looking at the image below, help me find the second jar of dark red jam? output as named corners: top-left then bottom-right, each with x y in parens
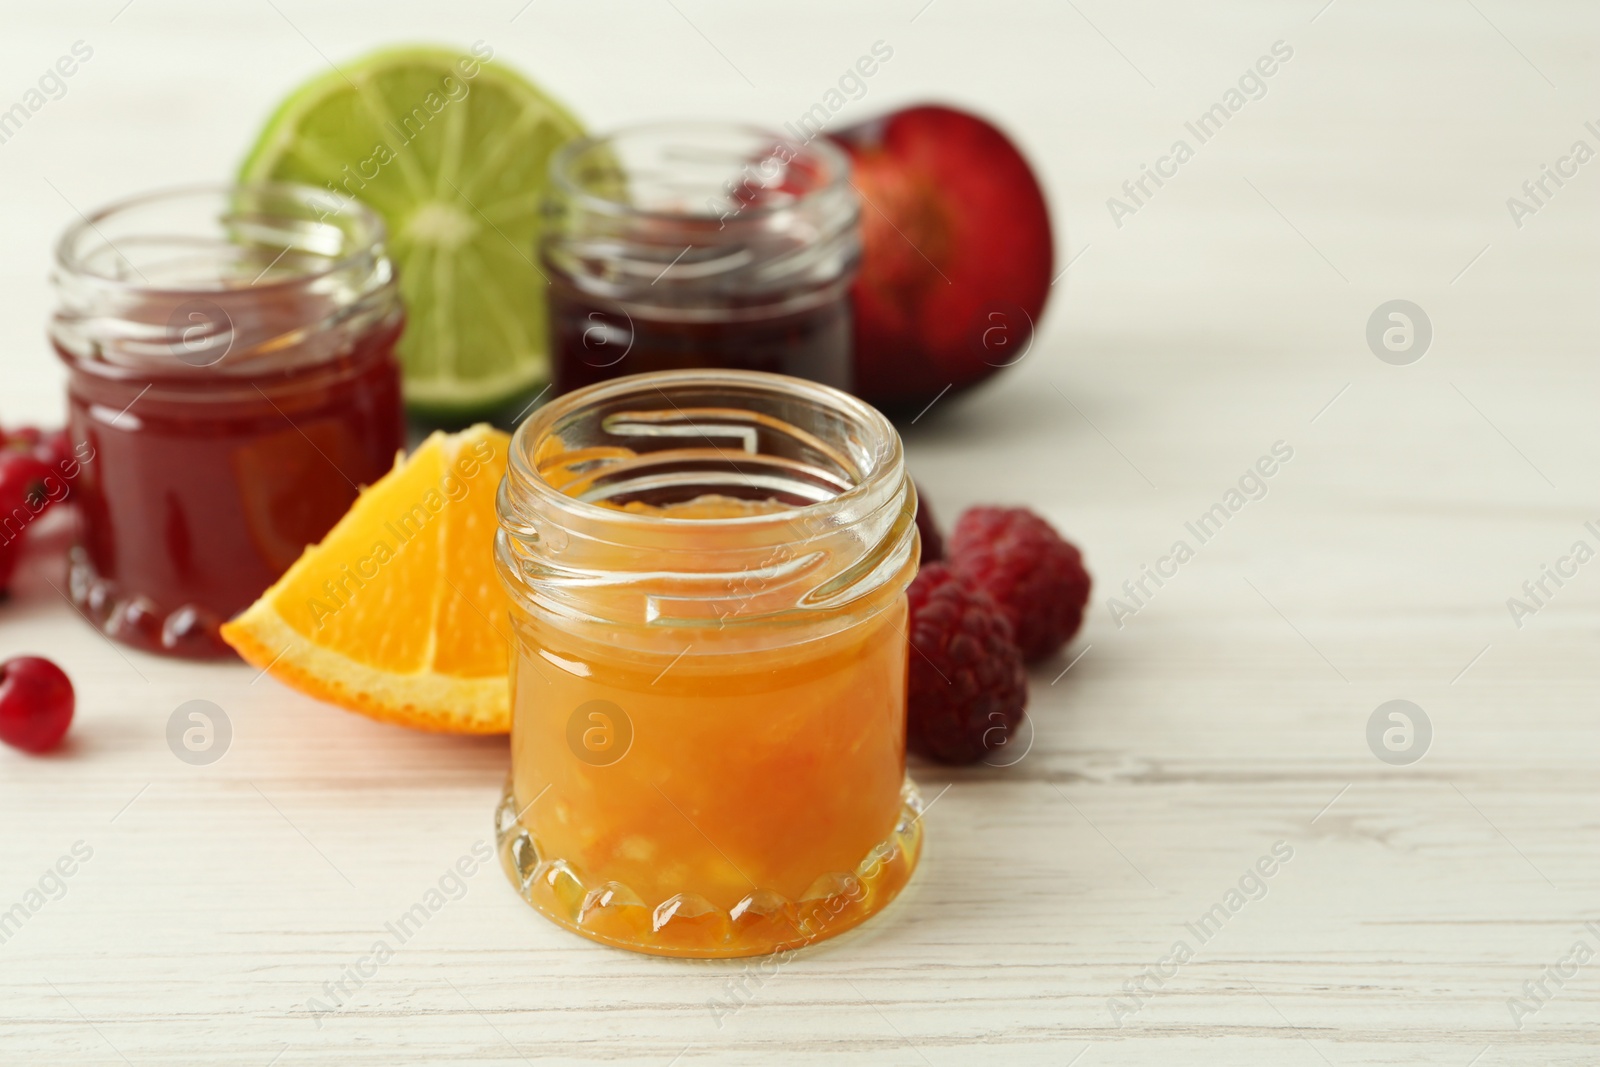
top-left (542, 123), bottom-right (860, 395)
top-left (50, 184), bottom-right (405, 658)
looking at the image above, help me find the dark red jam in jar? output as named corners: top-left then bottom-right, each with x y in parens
top-left (542, 123), bottom-right (860, 395)
top-left (50, 184), bottom-right (405, 657)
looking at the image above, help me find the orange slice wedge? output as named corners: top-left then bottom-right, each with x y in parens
top-left (221, 424), bottom-right (513, 733)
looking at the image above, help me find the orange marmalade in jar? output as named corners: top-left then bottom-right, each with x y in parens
top-left (494, 369), bottom-right (922, 957)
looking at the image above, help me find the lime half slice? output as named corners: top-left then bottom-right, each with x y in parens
top-left (240, 46), bottom-right (584, 416)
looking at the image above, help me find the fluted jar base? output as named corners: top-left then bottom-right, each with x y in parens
top-left (495, 774), bottom-right (924, 959)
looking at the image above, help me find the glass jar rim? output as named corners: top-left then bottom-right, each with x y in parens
top-left (506, 368), bottom-right (901, 530)
top-left (547, 121), bottom-right (853, 225)
top-left (498, 368), bottom-right (917, 635)
top-left (53, 181), bottom-right (389, 296)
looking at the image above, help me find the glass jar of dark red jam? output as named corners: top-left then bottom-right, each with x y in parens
top-left (542, 123), bottom-right (860, 395)
top-left (50, 184), bottom-right (405, 658)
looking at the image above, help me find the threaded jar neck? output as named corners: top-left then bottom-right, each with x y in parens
top-left (541, 123), bottom-right (859, 318)
top-left (496, 369), bottom-right (917, 645)
top-left (51, 182), bottom-right (398, 385)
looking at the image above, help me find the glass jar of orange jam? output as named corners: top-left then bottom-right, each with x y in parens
top-left (494, 369), bottom-right (922, 957)
top-left (50, 185), bottom-right (405, 657)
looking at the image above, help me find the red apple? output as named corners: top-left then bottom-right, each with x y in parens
top-left (830, 105), bottom-right (1055, 414)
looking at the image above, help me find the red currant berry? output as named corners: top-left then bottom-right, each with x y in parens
top-left (0, 656), bottom-right (74, 753)
top-left (0, 452), bottom-right (55, 516)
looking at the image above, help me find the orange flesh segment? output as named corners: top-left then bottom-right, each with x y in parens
top-left (220, 424), bottom-right (512, 733)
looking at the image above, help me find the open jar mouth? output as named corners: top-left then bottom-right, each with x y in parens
top-left (541, 123), bottom-right (860, 310)
top-left (496, 369), bottom-right (917, 633)
top-left (54, 181), bottom-right (387, 292)
top-left (549, 121), bottom-right (853, 223)
top-left (51, 182), bottom-right (397, 381)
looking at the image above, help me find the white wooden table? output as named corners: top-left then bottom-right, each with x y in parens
top-left (4, 1), bottom-right (1599, 1063)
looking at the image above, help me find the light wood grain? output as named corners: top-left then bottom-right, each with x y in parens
top-left (4, 1), bottom-right (1600, 1063)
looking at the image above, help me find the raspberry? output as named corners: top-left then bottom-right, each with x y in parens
top-left (949, 506), bottom-right (1090, 662)
top-left (904, 563), bottom-right (1027, 764)
top-left (912, 480), bottom-right (944, 563)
